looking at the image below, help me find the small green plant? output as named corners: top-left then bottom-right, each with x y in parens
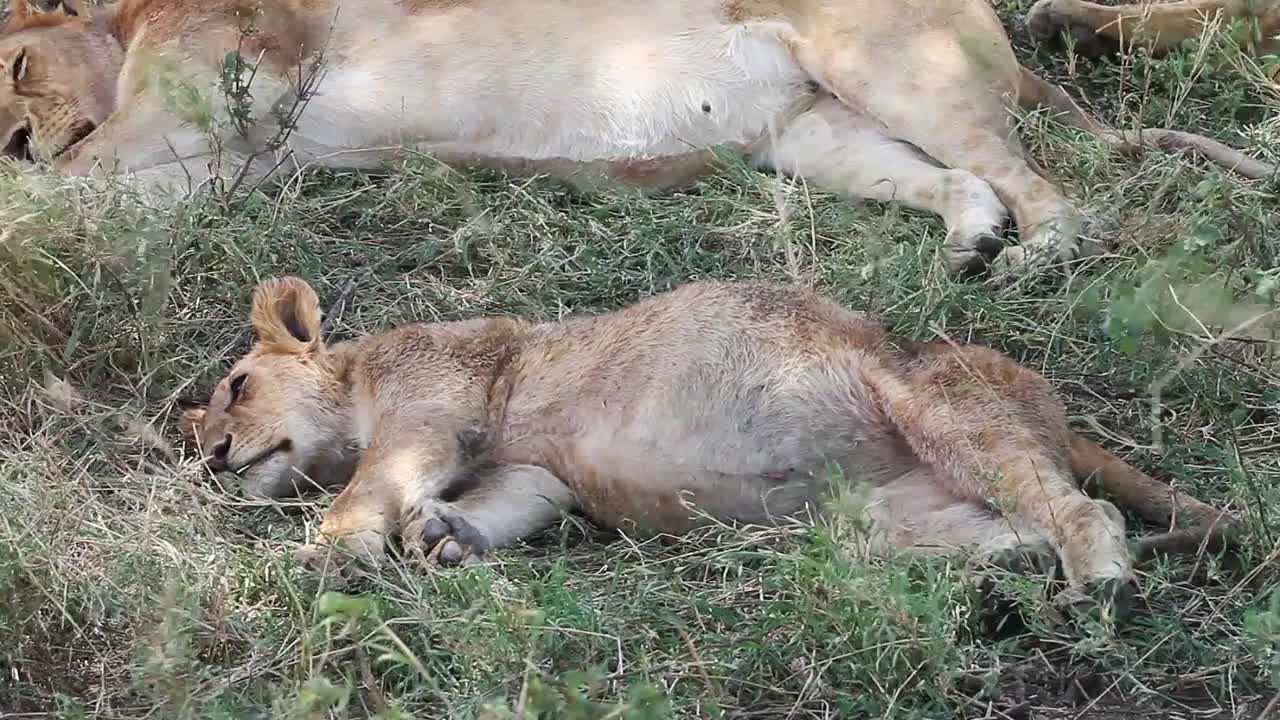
top-left (1246, 590), bottom-right (1280, 688)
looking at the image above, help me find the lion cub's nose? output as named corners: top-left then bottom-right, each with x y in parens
top-left (208, 435), bottom-right (232, 471)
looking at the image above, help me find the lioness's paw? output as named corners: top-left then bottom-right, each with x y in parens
top-left (945, 231), bottom-right (1005, 277)
top-left (991, 214), bottom-right (1095, 276)
top-left (992, 241), bottom-right (1069, 275)
top-left (968, 541), bottom-right (1058, 604)
top-left (1026, 0), bottom-right (1112, 58)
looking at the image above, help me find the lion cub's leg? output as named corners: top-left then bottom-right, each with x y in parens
top-left (404, 464), bottom-right (577, 566)
top-left (1027, 0), bottom-right (1280, 57)
top-left (794, 4), bottom-right (1091, 272)
top-left (295, 462), bottom-right (405, 574)
top-left (296, 440), bottom-right (467, 574)
top-left (757, 97), bottom-right (1010, 274)
top-left (870, 344), bottom-right (1136, 612)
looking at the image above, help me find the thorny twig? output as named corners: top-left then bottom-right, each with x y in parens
top-left (219, 7), bottom-right (339, 208)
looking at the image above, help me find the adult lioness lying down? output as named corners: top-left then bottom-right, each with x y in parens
top-left (0, 0), bottom-right (1276, 275)
top-left (180, 277), bottom-right (1238, 617)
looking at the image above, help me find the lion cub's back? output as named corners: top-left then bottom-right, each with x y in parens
top-left (501, 280), bottom-right (903, 532)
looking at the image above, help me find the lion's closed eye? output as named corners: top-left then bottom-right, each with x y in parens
top-left (228, 373), bottom-right (247, 406)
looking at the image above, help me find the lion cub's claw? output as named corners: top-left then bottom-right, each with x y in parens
top-left (295, 542), bottom-right (361, 582)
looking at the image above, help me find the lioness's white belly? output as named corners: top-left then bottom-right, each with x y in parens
top-left (291, 6), bottom-right (810, 165)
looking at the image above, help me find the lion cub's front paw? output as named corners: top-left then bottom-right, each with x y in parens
top-left (296, 542), bottom-right (352, 577)
top-left (295, 530), bottom-right (388, 577)
top-left (404, 502), bottom-right (489, 567)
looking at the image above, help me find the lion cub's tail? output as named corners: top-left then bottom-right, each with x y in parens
top-left (1068, 433), bottom-right (1243, 560)
top-left (1016, 66), bottom-right (1278, 180)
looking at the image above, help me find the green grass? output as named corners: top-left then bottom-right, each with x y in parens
top-left (2, 2), bottom-right (1280, 717)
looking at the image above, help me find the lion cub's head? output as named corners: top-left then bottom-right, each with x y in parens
top-left (180, 277), bottom-right (357, 499)
top-left (0, 0), bottom-right (124, 163)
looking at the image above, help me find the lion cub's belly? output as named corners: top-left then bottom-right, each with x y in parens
top-left (294, 16), bottom-right (813, 165)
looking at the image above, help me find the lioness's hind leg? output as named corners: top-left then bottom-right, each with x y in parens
top-left (795, 0), bottom-right (1090, 272)
top-left (1027, 0), bottom-right (1280, 57)
top-left (405, 464), bottom-right (577, 566)
top-left (757, 97), bottom-right (1009, 274)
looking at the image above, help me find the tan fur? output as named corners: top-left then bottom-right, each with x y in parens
top-left (180, 277), bottom-right (1240, 616)
top-left (0, 0), bottom-right (1276, 276)
top-left (1028, 0), bottom-right (1280, 63)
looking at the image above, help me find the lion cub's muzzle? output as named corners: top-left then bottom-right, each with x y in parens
top-left (203, 435), bottom-right (230, 471)
top-left (3, 124), bottom-right (33, 162)
top-left (53, 118), bottom-right (96, 159)
top-left (1, 119), bottom-right (97, 163)
top-left (201, 431), bottom-right (290, 473)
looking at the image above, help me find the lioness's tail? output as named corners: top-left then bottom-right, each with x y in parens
top-left (1017, 67), bottom-right (1278, 180)
top-left (1068, 433), bottom-right (1243, 560)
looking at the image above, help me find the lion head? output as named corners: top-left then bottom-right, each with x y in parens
top-left (179, 278), bottom-right (358, 499)
top-left (0, 0), bottom-right (124, 163)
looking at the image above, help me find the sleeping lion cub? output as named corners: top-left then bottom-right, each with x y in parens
top-left (180, 277), bottom-right (1237, 618)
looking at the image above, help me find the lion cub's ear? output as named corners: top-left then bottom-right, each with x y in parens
top-left (249, 277), bottom-right (325, 354)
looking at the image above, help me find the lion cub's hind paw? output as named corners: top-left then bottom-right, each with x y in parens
top-left (1054, 576), bottom-right (1140, 624)
top-left (424, 511), bottom-right (489, 566)
top-left (979, 542), bottom-right (1059, 578)
top-left (968, 541), bottom-right (1060, 633)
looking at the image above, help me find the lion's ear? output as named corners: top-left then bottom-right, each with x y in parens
top-left (176, 401), bottom-right (207, 441)
top-left (249, 277), bottom-right (325, 354)
top-left (5, 0), bottom-right (82, 29)
top-left (45, 0), bottom-right (83, 17)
